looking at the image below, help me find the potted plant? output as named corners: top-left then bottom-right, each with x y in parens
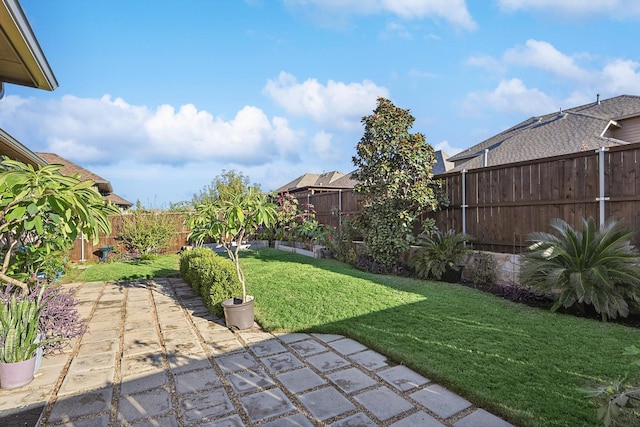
top-left (188, 185), bottom-right (277, 330)
top-left (0, 158), bottom-right (118, 386)
top-left (0, 286), bottom-right (60, 389)
top-left (409, 229), bottom-right (473, 283)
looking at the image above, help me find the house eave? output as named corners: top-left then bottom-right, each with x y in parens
top-left (0, 0), bottom-right (58, 92)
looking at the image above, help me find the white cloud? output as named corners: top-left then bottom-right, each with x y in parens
top-left (466, 54), bottom-right (505, 74)
top-left (312, 131), bottom-right (335, 160)
top-left (462, 78), bottom-right (557, 116)
top-left (600, 59), bottom-right (640, 94)
top-left (284, 0), bottom-right (477, 30)
top-left (464, 40), bottom-right (640, 114)
top-left (382, 22), bottom-right (413, 39)
top-left (263, 71), bottom-right (389, 131)
top-left (433, 140), bottom-right (463, 156)
top-left (497, 0), bottom-right (640, 18)
top-left (0, 94), bottom-right (308, 167)
top-left (503, 40), bottom-right (589, 80)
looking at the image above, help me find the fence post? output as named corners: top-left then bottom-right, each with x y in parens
top-left (461, 169), bottom-right (467, 235)
top-left (339, 190), bottom-right (342, 226)
top-left (80, 231), bottom-right (85, 262)
top-left (596, 147), bottom-right (609, 226)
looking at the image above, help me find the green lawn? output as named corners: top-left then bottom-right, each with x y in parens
top-left (67, 249), bottom-right (640, 426)
top-left (69, 254), bottom-right (180, 282)
top-left (242, 249), bottom-right (640, 427)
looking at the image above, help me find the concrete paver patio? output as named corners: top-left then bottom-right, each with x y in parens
top-left (0, 278), bottom-right (515, 426)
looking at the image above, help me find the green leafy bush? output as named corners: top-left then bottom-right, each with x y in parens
top-left (328, 218), bottom-right (359, 266)
top-left (179, 248), bottom-right (241, 316)
top-left (520, 217), bottom-right (640, 321)
top-left (409, 229), bottom-right (473, 281)
top-left (116, 207), bottom-right (180, 255)
top-left (179, 248), bottom-right (208, 290)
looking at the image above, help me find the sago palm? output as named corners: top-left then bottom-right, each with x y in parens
top-left (520, 217), bottom-right (640, 320)
top-left (410, 229), bottom-right (473, 280)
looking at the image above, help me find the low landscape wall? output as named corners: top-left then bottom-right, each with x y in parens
top-left (461, 251), bottom-right (522, 286)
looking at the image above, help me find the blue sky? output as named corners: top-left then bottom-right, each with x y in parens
top-left (2, 0), bottom-right (640, 207)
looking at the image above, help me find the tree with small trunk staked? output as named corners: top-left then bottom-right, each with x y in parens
top-left (351, 97), bottom-right (445, 267)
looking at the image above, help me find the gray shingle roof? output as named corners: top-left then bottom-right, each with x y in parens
top-left (275, 171), bottom-right (355, 193)
top-left (446, 94), bottom-right (640, 173)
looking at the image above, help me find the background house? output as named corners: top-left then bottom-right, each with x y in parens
top-left (446, 94), bottom-right (640, 172)
top-left (275, 171), bottom-right (357, 196)
top-left (36, 152), bottom-right (132, 210)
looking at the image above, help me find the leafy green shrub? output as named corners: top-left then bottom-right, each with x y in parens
top-left (179, 248), bottom-right (241, 316)
top-left (198, 256), bottom-right (241, 316)
top-left (471, 251), bottom-right (497, 286)
top-left (179, 247), bottom-right (211, 292)
top-left (117, 207), bottom-right (180, 255)
top-left (520, 218), bottom-right (640, 321)
top-left (328, 217), bottom-right (359, 266)
top-left (409, 229), bottom-right (473, 281)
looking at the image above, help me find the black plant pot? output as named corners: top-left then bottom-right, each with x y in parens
top-left (222, 297), bottom-right (255, 330)
top-left (442, 266), bottom-right (464, 283)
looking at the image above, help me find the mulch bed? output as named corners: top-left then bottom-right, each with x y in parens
top-left (464, 281), bottom-right (640, 328)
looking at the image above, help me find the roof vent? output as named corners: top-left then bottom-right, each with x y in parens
top-left (597, 93), bottom-right (601, 105)
top-left (557, 108), bottom-right (567, 119)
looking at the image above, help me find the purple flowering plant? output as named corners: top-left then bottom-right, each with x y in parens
top-left (0, 284), bottom-right (87, 355)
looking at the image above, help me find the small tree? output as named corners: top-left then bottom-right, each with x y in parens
top-left (191, 170), bottom-right (251, 206)
top-left (116, 201), bottom-right (180, 256)
top-left (0, 158), bottom-right (119, 293)
top-left (352, 97), bottom-right (446, 266)
top-left (187, 174), bottom-right (276, 302)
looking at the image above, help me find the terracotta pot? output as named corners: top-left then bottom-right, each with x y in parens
top-left (0, 356), bottom-right (36, 390)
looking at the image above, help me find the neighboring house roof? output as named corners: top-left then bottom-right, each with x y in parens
top-left (275, 170), bottom-right (355, 194)
top-left (0, 0), bottom-right (58, 95)
top-left (106, 192), bottom-right (133, 208)
top-left (277, 149), bottom-right (452, 193)
top-left (433, 150), bottom-right (453, 175)
top-left (36, 152), bottom-right (133, 208)
top-left (446, 94), bottom-right (640, 173)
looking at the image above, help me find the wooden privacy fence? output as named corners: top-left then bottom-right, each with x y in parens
top-left (434, 143), bottom-right (640, 253)
top-left (291, 141), bottom-right (640, 254)
top-left (292, 190), bottom-right (365, 228)
top-left (70, 212), bottom-right (190, 262)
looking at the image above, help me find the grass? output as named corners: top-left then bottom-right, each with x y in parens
top-left (240, 249), bottom-right (640, 427)
top-left (65, 254), bottom-right (180, 282)
top-left (62, 249), bottom-right (640, 426)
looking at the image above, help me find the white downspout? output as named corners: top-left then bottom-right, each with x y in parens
top-left (461, 170), bottom-right (467, 236)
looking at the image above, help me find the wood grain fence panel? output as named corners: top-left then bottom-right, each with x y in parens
top-left (70, 212), bottom-right (190, 262)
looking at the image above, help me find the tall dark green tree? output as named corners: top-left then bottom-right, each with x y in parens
top-left (352, 97), bottom-right (444, 266)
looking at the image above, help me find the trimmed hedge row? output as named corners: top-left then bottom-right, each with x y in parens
top-left (179, 247), bottom-right (241, 316)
